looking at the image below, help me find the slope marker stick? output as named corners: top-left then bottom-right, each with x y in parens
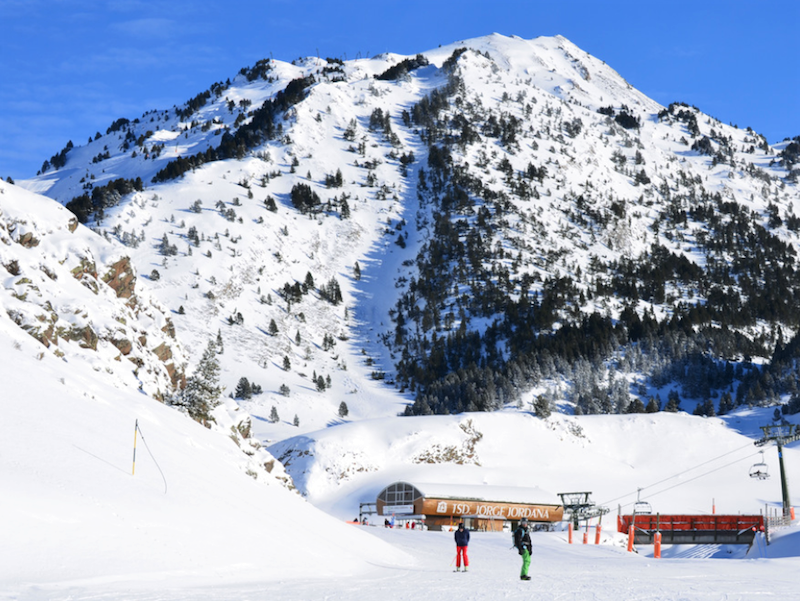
top-left (132, 418), bottom-right (138, 475)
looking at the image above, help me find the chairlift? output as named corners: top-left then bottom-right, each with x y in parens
top-left (749, 451), bottom-right (770, 480)
top-left (633, 488), bottom-right (652, 514)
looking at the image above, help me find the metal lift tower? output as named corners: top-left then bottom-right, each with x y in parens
top-left (754, 424), bottom-right (800, 517)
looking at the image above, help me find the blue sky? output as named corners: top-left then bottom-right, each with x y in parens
top-left (1, 0), bottom-right (798, 180)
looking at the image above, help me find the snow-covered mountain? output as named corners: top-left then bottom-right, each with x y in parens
top-left (17, 33), bottom-right (800, 438)
top-left (5, 33), bottom-right (800, 598)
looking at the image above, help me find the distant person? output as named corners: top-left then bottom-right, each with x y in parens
top-left (454, 522), bottom-right (470, 571)
top-left (513, 518), bottom-right (533, 580)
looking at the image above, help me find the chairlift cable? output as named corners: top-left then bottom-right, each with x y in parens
top-left (598, 441), bottom-right (756, 507)
top-left (633, 452), bottom-right (763, 505)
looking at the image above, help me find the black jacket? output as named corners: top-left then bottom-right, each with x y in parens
top-left (514, 525), bottom-right (532, 554)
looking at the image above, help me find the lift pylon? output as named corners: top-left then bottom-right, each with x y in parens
top-left (558, 491), bottom-right (609, 529)
top-left (754, 424), bottom-right (800, 517)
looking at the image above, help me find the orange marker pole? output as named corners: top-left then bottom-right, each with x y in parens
top-left (627, 524), bottom-right (635, 552)
top-left (568, 522), bottom-right (573, 544)
top-left (595, 522), bottom-right (602, 545)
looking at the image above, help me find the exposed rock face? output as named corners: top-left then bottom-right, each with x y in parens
top-left (111, 338), bottom-right (133, 355)
top-left (103, 257), bottom-right (136, 300)
top-left (68, 325), bottom-right (99, 350)
top-left (152, 342), bottom-right (172, 362)
top-left (1, 180), bottom-right (186, 401)
top-left (161, 317), bottom-right (176, 339)
top-left (18, 232), bottom-right (39, 248)
top-left (23, 321), bottom-right (55, 348)
top-left (71, 257), bottom-right (97, 281)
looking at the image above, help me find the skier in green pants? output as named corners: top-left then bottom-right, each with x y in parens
top-left (513, 517), bottom-right (533, 580)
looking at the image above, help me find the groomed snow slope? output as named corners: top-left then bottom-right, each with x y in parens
top-left (0, 317), bottom-right (410, 599)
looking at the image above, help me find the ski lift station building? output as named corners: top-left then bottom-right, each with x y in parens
top-left (376, 481), bottom-right (564, 531)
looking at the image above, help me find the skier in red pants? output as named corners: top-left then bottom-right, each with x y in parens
top-left (454, 523), bottom-right (470, 571)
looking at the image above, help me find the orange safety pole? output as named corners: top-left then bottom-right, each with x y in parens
top-left (627, 524), bottom-right (635, 552)
top-left (568, 522), bottom-right (573, 544)
top-left (595, 521), bottom-right (602, 545)
top-left (654, 531), bottom-right (662, 558)
top-left (791, 507), bottom-right (796, 521)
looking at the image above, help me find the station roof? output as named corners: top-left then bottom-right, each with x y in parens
top-left (379, 481), bottom-right (560, 505)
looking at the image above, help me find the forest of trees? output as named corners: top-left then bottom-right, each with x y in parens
top-left (46, 45), bottom-right (800, 420)
top-left (66, 177), bottom-right (144, 223)
top-left (389, 48), bottom-right (800, 416)
top-left (152, 75), bottom-right (315, 183)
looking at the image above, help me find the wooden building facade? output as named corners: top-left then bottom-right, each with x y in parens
top-left (376, 481), bottom-right (564, 531)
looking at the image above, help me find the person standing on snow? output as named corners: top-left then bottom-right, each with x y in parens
top-left (454, 522), bottom-right (470, 572)
top-left (513, 517), bottom-right (533, 580)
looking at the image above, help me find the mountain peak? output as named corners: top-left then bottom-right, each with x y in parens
top-left (11, 33), bottom-right (800, 433)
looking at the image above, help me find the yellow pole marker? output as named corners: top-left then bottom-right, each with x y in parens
top-left (132, 419), bottom-right (138, 475)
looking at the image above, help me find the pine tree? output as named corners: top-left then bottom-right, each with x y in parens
top-left (293, 414), bottom-right (300, 427)
top-left (235, 377), bottom-right (252, 399)
top-left (664, 391), bottom-right (682, 413)
top-left (627, 398), bottom-right (646, 413)
top-left (320, 277), bottom-right (343, 305)
top-left (269, 406), bottom-right (280, 423)
top-left (338, 401), bottom-right (349, 418)
top-left (718, 392), bottom-right (734, 415)
top-left (304, 271), bottom-right (315, 292)
top-left (174, 340), bottom-right (222, 424)
top-left (269, 319), bottom-right (279, 336)
top-left (533, 395), bottom-right (551, 418)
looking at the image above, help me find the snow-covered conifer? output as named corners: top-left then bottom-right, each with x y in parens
top-left (171, 340), bottom-right (222, 424)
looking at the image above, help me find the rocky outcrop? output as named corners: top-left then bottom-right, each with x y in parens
top-left (67, 325), bottom-right (99, 350)
top-left (102, 257), bottom-right (136, 299)
top-left (1, 182), bottom-right (187, 404)
top-left (111, 338), bottom-right (133, 355)
top-left (17, 232), bottom-right (39, 248)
